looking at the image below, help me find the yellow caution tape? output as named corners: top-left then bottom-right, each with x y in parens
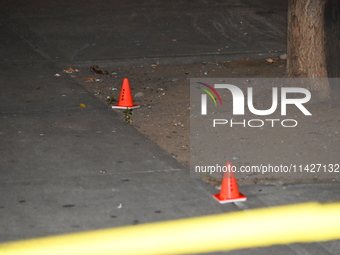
top-left (1, 202), bottom-right (340, 255)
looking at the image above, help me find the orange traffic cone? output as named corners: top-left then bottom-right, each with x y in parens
top-left (111, 78), bottom-right (140, 109)
top-left (213, 161), bottom-right (247, 204)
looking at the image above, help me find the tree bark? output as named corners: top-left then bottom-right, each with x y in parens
top-left (287, 0), bottom-right (331, 101)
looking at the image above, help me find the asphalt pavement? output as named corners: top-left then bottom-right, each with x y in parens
top-left (0, 1), bottom-right (339, 254)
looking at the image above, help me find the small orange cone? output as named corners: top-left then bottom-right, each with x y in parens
top-left (213, 161), bottom-right (247, 204)
top-left (111, 78), bottom-right (140, 109)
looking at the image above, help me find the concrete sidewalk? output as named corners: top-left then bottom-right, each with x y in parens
top-left (1, 0), bottom-right (287, 67)
top-left (1, 1), bottom-right (339, 254)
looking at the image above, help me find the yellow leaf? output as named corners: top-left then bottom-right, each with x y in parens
top-left (266, 58), bottom-right (275, 63)
top-left (63, 67), bottom-right (75, 73)
top-left (84, 77), bottom-right (95, 82)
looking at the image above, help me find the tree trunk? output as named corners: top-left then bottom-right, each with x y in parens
top-left (287, 0), bottom-right (331, 101)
